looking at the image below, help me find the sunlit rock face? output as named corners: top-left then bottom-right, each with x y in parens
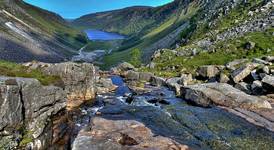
top-left (0, 77), bottom-right (66, 149)
top-left (24, 62), bottom-right (98, 109)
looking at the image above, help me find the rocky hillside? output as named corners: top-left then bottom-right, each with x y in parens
top-left (0, 0), bottom-right (87, 62)
top-left (73, 0), bottom-right (273, 68)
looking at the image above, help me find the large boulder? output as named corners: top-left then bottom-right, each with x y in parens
top-left (262, 75), bottom-right (274, 93)
top-left (264, 56), bottom-right (274, 62)
top-left (181, 83), bottom-right (272, 110)
top-left (179, 74), bottom-right (193, 86)
top-left (235, 82), bottom-right (252, 94)
top-left (139, 72), bottom-right (154, 82)
top-left (72, 117), bottom-right (189, 150)
top-left (231, 63), bottom-right (259, 83)
top-left (96, 77), bottom-right (117, 94)
top-left (0, 77), bottom-right (66, 149)
top-left (150, 76), bottom-right (166, 87)
top-left (112, 62), bottom-right (135, 75)
top-left (40, 62), bottom-right (97, 108)
top-left (197, 65), bottom-right (221, 78)
top-left (166, 77), bottom-right (182, 95)
top-left (124, 70), bottom-right (140, 80)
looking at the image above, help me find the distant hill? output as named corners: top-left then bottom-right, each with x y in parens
top-left (0, 0), bottom-right (87, 62)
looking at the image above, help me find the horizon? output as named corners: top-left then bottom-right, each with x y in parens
top-left (23, 0), bottom-right (173, 19)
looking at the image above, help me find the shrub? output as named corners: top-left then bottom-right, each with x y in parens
top-left (129, 48), bottom-right (142, 67)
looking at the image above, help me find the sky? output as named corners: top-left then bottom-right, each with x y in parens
top-left (23, 0), bottom-right (173, 19)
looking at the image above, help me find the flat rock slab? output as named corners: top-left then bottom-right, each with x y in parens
top-left (72, 117), bottom-right (189, 150)
top-left (181, 83), bottom-right (272, 110)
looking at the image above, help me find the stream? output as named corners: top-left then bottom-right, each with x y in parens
top-left (67, 76), bottom-right (274, 149)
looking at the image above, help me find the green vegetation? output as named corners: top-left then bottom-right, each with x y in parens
top-left (84, 40), bottom-right (122, 52)
top-left (143, 30), bottom-right (274, 77)
top-left (19, 130), bottom-right (34, 147)
top-left (0, 61), bottom-right (63, 86)
top-left (129, 48), bottom-right (142, 67)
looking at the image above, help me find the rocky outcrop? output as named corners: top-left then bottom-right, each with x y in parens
top-left (111, 62), bottom-right (136, 75)
top-left (24, 62), bottom-right (97, 108)
top-left (231, 63), bottom-right (259, 83)
top-left (72, 117), bottom-right (189, 150)
top-left (0, 77), bottom-right (66, 149)
top-left (181, 83), bottom-right (272, 110)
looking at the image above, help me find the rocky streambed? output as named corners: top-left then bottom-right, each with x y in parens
top-left (1, 61), bottom-right (274, 150)
top-left (70, 75), bottom-right (274, 150)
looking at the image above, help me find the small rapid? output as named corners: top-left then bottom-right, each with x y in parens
top-left (65, 75), bottom-right (274, 150)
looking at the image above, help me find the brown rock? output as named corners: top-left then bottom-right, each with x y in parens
top-left (72, 117), bottom-right (189, 150)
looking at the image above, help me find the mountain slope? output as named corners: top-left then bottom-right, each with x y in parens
top-left (73, 0), bottom-right (273, 69)
top-left (0, 0), bottom-right (87, 63)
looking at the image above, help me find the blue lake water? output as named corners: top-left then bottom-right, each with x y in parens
top-left (85, 29), bottom-right (125, 41)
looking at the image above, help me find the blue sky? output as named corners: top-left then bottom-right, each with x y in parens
top-left (23, 0), bottom-right (173, 19)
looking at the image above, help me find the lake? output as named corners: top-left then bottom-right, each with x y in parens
top-left (85, 29), bottom-right (125, 41)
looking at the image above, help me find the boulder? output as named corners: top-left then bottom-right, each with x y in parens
top-left (139, 72), bottom-right (153, 81)
top-left (150, 76), bottom-right (166, 87)
top-left (226, 59), bottom-right (248, 70)
top-left (179, 74), bottom-right (193, 86)
top-left (235, 82), bottom-right (252, 94)
top-left (253, 58), bottom-right (272, 65)
top-left (125, 70), bottom-right (140, 80)
top-left (96, 77), bottom-right (117, 94)
top-left (262, 75), bottom-right (274, 93)
top-left (166, 78), bottom-right (182, 95)
top-left (231, 63), bottom-right (259, 83)
top-left (264, 56), bottom-right (274, 62)
top-left (197, 65), bottom-right (221, 78)
top-left (181, 83), bottom-right (272, 110)
top-left (0, 77), bottom-right (66, 149)
top-left (262, 66), bottom-right (270, 74)
top-left (251, 80), bottom-right (264, 95)
top-left (117, 62), bottom-right (135, 72)
top-left (244, 41), bottom-right (256, 50)
top-left (219, 73), bottom-right (230, 83)
top-left (41, 62), bottom-right (97, 108)
top-left (148, 62), bottom-right (156, 69)
top-left (72, 117), bottom-right (189, 150)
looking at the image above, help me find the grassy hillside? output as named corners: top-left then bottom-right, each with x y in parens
top-left (141, 0), bottom-right (274, 77)
top-left (90, 0), bottom-right (272, 70)
top-left (0, 0), bottom-right (87, 62)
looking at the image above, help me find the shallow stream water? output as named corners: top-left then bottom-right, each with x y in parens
top-left (68, 76), bottom-right (274, 149)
